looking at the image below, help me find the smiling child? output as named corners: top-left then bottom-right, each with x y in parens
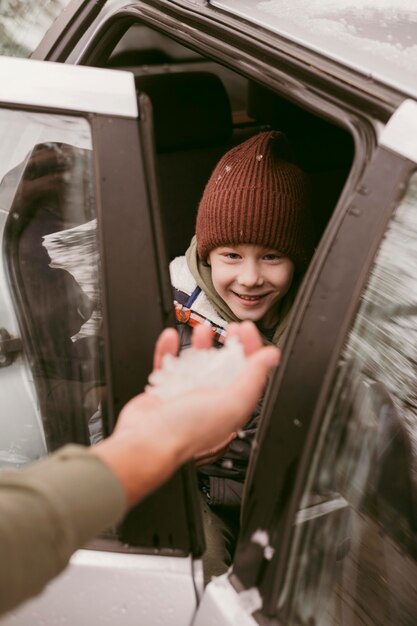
top-left (169, 130), bottom-right (313, 580)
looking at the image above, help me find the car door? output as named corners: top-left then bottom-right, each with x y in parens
top-left (0, 55), bottom-right (204, 625)
top-left (193, 100), bottom-right (417, 624)
top-left (5, 3), bottom-right (417, 625)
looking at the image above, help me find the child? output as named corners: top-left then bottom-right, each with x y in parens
top-left (169, 130), bottom-right (313, 580)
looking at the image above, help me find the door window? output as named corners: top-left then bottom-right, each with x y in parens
top-left (0, 108), bottom-right (103, 463)
top-left (284, 171), bottom-right (417, 624)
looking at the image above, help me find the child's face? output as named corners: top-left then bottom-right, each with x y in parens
top-left (208, 244), bottom-right (294, 328)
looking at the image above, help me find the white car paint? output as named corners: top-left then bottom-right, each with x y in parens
top-left (192, 574), bottom-right (259, 626)
top-left (379, 99), bottom-right (417, 163)
top-left (0, 56), bottom-right (138, 118)
top-left (0, 550), bottom-right (198, 626)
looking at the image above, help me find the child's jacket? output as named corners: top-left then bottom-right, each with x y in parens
top-left (170, 237), bottom-right (299, 510)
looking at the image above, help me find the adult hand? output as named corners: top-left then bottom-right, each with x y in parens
top-left (92, 321), bottom-right (279, 506)
top-left (190, 321), bottom-right (270, 465)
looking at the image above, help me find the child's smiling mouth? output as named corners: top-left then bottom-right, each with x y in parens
top-left (232, 291), bottom-right (270, 304)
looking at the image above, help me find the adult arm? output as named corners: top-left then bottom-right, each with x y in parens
top-left (0, 445), bottom-right (126, 615)
top-left (0, 322), bottom-right (279, 615)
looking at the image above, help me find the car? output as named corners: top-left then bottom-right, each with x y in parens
top-left (0, 1), bottom-right (416, 624)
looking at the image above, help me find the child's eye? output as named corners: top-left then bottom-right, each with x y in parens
top-left (224, 252), bottom-right (241, 260)
top-left (263, 253), bottom-right (281, 261)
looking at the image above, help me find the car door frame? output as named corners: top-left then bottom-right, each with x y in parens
top-left (229, 100), bottom-right (417, 622)
top-left (31, 0), bottom-right (108, 62)
top-left (0, 55), bottom-right (204, 565)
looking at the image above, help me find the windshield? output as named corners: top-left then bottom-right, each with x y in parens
top-left (0, 0), bottom-right (69, 58)
top-left (212, 0), bottom-right (417, 98)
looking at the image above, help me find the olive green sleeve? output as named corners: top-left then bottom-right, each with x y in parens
top-left (0, 444), bottom-right (127, 616)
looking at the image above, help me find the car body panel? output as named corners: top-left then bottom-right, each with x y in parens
top-left (192, 574), bottom-right (259, 626)
top-left (0, 551), bottom-right (197, 626)
top-left (0, 55), bottom-right (138, 117)
top-left (0, 55), bottom-right (200, 624)
top-left (379, 98), bottom-right (417, 162)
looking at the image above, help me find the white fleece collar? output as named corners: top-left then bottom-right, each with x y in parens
top-left (170, 256), bottom-right (228, 329)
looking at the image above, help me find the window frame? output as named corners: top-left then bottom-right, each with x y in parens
top-left (231, 144), bottom-right (417, 620)
top-left (31, 0), bottom-right (107, 62)
top-left (279, 200), bottom-right (417, 623)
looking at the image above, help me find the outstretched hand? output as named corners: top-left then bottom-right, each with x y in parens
top-left (93, 322), bottom-right (279, 506)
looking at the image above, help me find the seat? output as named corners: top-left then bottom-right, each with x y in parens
top-left (135, 71), bottom-right (234, 259)
top-left (246, 82), bottom-right (354, 244)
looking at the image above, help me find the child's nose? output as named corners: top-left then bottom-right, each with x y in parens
top-left (237, 261), bottom-right (263, 287)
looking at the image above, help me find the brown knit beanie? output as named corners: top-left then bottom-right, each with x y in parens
top-left (196, 131), bottom-right (312, 270)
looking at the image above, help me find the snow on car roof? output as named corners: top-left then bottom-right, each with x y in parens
top-left (212, 0), bottom-right (417, 98)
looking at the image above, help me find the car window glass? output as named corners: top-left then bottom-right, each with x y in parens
top-left (283, 171), bottom-right (417, 625)
top-left (0, 0), bottom-right (69, 58)
top-left (0, 108), bottom-right (104, 466)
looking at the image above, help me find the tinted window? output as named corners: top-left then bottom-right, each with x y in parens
top-left (0, 109), bottom-right (104, 465)
top-left (284, 172), bottom-right (417, 625)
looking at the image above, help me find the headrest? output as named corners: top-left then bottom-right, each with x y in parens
top-left (247, 82), bottom-right (353, 171)
top-left (135, 72), bottom-right (233, 152)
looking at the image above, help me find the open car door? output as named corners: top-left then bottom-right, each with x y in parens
top-left (193, 101), bottom-right (417, 625)
top-left (0, 55), bottom-right (204, 626)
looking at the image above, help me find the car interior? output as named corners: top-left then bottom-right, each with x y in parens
top-left (103, 23), bottom-right (355, 263)
top-left (2, 16), bottom-right (417, 616)
top-left (84, 22), bottom-right (417, 588)
top-left (2, 22), bottom-right (356, 453)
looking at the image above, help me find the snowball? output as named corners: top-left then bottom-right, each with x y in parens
top-left (146, 335), bottom-right (246, 400)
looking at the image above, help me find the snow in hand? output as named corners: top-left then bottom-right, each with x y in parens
top-left (147, 335), bottom-right (246, 400)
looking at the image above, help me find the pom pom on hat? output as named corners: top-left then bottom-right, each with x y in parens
top-left (196, 131), bottom-right (313, 270)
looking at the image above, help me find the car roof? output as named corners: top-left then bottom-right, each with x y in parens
top-left (212, 0), bottom-right (417, 99)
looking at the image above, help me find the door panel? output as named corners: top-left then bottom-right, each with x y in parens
top-left (282, 171), bottom-right (417, 626)
top-left (0, 57), bottom-right (200, 624)
top-left (230, 101), bottom-right (417, 622)
top-left (1, 552), bottom-right (197, 626)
